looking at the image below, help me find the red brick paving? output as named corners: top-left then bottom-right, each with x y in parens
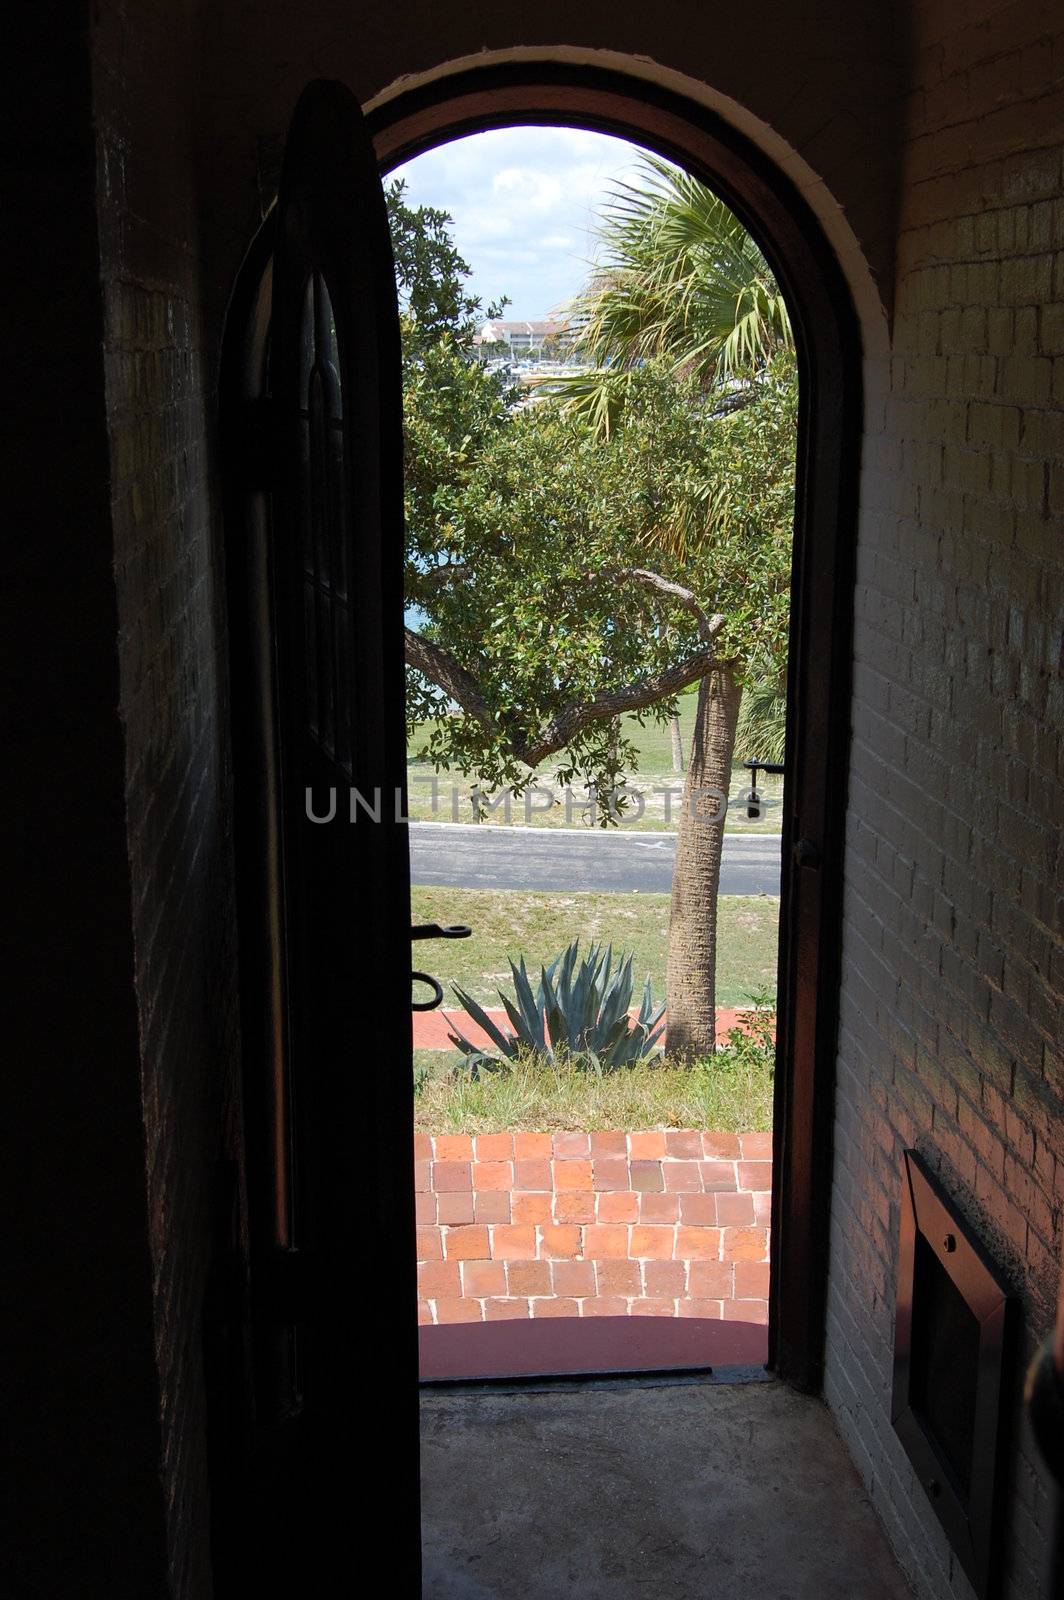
top-left (416, 1129), bottom-right (772, 1337)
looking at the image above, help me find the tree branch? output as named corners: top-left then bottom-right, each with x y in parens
top-left (409, 561), bottom-right (469, 594)
top-left (404, 628), bottom-right (494, 735)
top-left (521, 617), bottom-right (725, 766)
top-left (405, 614), bottom-right (727, 771)
top-left (612, 567), bottom-right (723, 641)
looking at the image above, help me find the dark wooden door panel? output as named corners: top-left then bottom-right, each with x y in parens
top-left (220, 80), bottom-right (417, 1593)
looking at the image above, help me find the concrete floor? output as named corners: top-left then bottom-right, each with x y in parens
top-left (421, 1376), bottom-right (913, 1599)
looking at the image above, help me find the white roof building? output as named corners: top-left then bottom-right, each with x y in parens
top-left (474, 316), bottom-right (571, 356)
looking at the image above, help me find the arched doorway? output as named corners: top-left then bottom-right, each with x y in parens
top-left (217, 60), bottom-right (862, 1592)
top-left (367, 62), bottom-right (862, 1392)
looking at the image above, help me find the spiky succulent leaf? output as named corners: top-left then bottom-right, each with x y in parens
top-left (448, 937), bottom-right (664, 1073)
top-left (449, 984), bottom-right (519, 1059)
top-left (510, 956), bottom-right (548, 1054)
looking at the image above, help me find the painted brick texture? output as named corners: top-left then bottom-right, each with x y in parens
top-left (825, 8), bottom-right (1064, 1599)
top-left (416, 1132), bottom-right (772, 1327)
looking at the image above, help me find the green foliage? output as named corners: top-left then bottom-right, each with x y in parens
top-left (548, 155), bottom-right (792, 430)
top-left (416, 1043), bottom-right (771, 1132)
top-left (386, 177), bottom-right (507, 357)
top-left (718, 989), bottom-right (777, 1074)
top-left (542, 156), bottom-right (797, 674)
top-left (402, 339), bottom-right (516, 598)
top-left (406, 369), bottom-right (685, 796)
top-left (447, 939), bottom-right (665, 1075)
top-left (412, 987), bottom-right (777, 1134)
top-left (391, 157), bottom-right (796, 822)
top-left (586, 156), bottom-right (791, 381)
top-left (691, 355), bottom-right (796, 682)
top-left (405, 359), bottom-right (794, 800)
top-left (413, 1046), bottom-right (774, 1135)
top-left (387, 177), bottom-right (518, 593)
top-left (734, 671), bottom-right (787, 764)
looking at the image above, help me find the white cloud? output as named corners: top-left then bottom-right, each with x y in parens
top-left (389, 125), bottom-right (653, 319)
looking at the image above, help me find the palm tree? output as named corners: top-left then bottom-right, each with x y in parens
top-left (553, 157), bottom-right (790, 429)
top-left (547, 157), bottom-right (794, 1059)
top-left (734, 667), bottom-right (787, 766)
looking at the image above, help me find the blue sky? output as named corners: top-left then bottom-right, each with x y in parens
top-left (389, 126), bottom-right (653, 322)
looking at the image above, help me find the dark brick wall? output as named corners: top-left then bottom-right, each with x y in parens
top-left (91, 3), bottom-right (243, 1593)
top-left (3, 5), bottom-right (174, 1595)
top-left (823, 5), bottom-right (1064, 1597)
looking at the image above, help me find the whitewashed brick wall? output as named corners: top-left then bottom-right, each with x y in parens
top-left (824, 7), bottom-right (1064, 1598)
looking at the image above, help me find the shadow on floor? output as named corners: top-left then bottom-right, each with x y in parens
top-left (421, 1377), bottom-right (913, 1599)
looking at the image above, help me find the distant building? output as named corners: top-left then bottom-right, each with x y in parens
top-left (473, 316), bottom-right (573, 362)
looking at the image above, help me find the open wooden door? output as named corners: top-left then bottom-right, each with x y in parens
top-left (214, 80), bottom-right (418, 1592)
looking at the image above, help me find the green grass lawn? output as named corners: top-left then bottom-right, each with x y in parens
top-left (413, 1044), bottom-right (774, 1135)
top-left (410, 884), bottom-right (779, 1010)
top-left (407, 698), bottom-right (784, 834)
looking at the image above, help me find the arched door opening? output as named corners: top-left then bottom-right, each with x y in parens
top-left (367, 65), bottom-right (862, 1393)
top-left (392, 120), bottom-right (792, 1381)
top-left (218, 60), bottom-right (861, 1591)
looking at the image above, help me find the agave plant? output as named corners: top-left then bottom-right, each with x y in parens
top-left (447, 939), bottom-right (665, 1074)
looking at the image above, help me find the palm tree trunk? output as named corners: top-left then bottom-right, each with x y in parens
top-left (670, 712), bottom-right (685, 773)
top-left (665, 665), bottom-right (742, 1059)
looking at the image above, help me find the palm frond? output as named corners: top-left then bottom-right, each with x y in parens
top-left (536, 368), bottom-right (639, 441)
top-left (565, 155), bottom-right (791, 388)
top-left (734, 673), bottom-right (787, 764)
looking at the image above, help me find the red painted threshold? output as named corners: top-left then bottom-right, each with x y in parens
top-left (419, 1316), bottom-right (768, 1381)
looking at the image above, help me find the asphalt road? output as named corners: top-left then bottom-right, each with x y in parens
top-left (409, 823), bottom-right (781, 896)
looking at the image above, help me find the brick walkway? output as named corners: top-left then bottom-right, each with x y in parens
top-left (416, 1129), bottom-right (772, 1332)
